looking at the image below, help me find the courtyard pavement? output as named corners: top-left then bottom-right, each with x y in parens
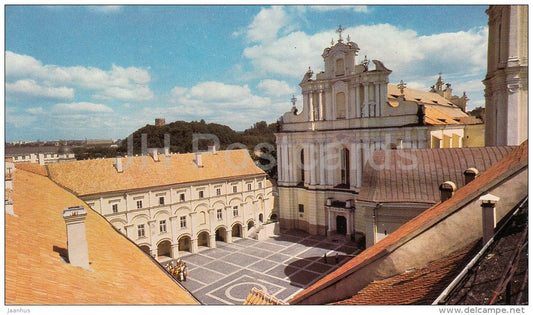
top-left (170, 230), bottom-right (362, 305)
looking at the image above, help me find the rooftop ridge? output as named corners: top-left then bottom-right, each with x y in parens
top-left (289, 140), bottom-right (527, 304)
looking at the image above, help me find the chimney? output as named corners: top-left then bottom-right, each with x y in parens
top-left (439, 181), bottom-right (456, 202)
top-left (62, 206), bottom-right (90, 269)
top-left (148, 148), bottom-right (159, 161)
top-left (464, 167), bottom-right (479, 185)
top-left (115, 157), bottom-right (123, 173)
top-left (195, 152), bottom-right (203, 168)
top-left (38, 153), bottom-right (45, 166)
top-left (479, 194), bottom-right (499, 245)
top-left (208, 145), bottom-right (217, 154)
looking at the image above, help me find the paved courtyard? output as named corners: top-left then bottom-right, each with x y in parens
top-left (171, 230), bottom-right (362, 305)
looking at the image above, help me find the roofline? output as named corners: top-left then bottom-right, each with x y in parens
top-left (288, 155), bottom-right (527, 304)
top-left (16, 168), bottom-right (202, 304)
top-left (77, 173), bottom-right (267, 199)
top-left (431, 196), bottom-right (528, 305)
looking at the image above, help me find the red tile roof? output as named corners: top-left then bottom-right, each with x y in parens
top-left (5, 169), bottom-right (199, 304)
top-left (14, 162), bottom-right (48, 177)
top-left (243, 287), bottom-right (286, 305)
top-left (289, 141), bottom-right (527, 304)
top-left (47, 149), bottom-right (265, 196)
top-left (358, 146), bottom-right (515, 204)
top-left (331, 241), bottom-right (480, 305)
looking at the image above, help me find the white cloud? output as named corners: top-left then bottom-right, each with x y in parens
top-left (257, 79), bottom-right (295, 97)
top-left (242, 18), bottom-right (487, 93)
top-left (89, 6), bottom-right (122, 13)
top-left (246, 6), bottom-right (293, 44)
top-left (25, 107), bottom-right (46, 115)
top-left (6, 51), bottom-right (153, 102)
top-left (6, 79), bottom-right (74, 100)
top-left (172, 81), bottom-right (271, 109)
top-left (52, 102), bottom-right (114, 113)
top-left (308, 5), bottom-right (369, 13)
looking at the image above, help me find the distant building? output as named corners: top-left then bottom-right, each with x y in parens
top-left (484, 5), bottom-right (528, 146)
top-left (275, 27), bottom-right (484, 238)
top-left (85, 139), bottom-right (115, 146)
top-left (155, 118), bottom-right (166, 126)
top-left (46, 148), bottom-right (275, 260)
top-left (9, 152), bottom-right (76, 164)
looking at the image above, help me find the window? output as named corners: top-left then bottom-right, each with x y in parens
top-left (233, 206), bottom-right (239, 217)
top-left (298, 204), bottom-right (304, 213)
top-left (137, 224), bottom-right (145, 238)
top-left (216, 188), bottom-right (221, 196)
top-left (112, 204), bottom-right (118, 213)
top-left (179, 193), bottom-right (185, 202)
top-left (180, 216), bottom-right (187, 228)
top-left (217, 209), bottom-right (223, 220)
top-left (233, 185), bottom-right (238, 193)
top-left (159, 220), bottom-right (167, 233)
top-left (159, 196), bottom-right (165, 205)
top-left (136, 200), bottom-right (143, 209)
top-left (258, 182), bottom-right (262, 189)
top-left (198, 190), bottom-right (204, 199)
top-left (247, 183), bottom-right (252, 191)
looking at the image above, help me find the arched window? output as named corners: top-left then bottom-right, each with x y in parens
top-left (336, 92), bottom-right (346, 119)
top-left (341, 148), bottom-right (350, 186)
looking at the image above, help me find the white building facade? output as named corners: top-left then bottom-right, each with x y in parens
top-left (275, 28), bottom-right (483, 240)
top-left (47, 149), bottom-right (275, 260)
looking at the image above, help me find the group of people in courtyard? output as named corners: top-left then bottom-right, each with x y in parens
top-left (165, 258), bottom-right (188, 282)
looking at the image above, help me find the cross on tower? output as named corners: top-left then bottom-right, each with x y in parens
top-left (291, 95), bottom-right (297, 106)
top-left (398, 80), bottom-right (407, 94)
top-left (336, 25), bottom-right (345, 42)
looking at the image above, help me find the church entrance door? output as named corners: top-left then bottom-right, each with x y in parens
top-left (336, 216), bottom-right (347, 235)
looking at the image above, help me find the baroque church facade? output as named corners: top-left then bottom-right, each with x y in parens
top-left (275, 27), bottom-right (484, 240)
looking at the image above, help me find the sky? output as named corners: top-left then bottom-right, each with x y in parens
top-left (4, 4), bottom-right (490, 142)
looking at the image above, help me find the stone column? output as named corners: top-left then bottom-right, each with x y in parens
top-left (309, 142), bottom-right (317, 186)
top-left (308, 92), bottom-right (314, 121)
top-left (171, 244), bottom-right (180, 259)
top-left (380, 81), bottom-right (387, 117)
top-left (350, 142), bottom-right (357, 189)
top-left (282, 142), bottom-right (290, 183)
top-left (209, 233), bottom-right (217, 249)
top-left (356, 140), bottom-right (363, 188)
top-left (318, 90), bottom-right (324, 120)
top-left (363, 83), bottom-right (369, 117)
top-left (191, 238), bottom-right (198, 253)
top-left (355, 83), bottom-right (361, 118)
top-left (319, 142), bottom-right (325, 186)
top-left (374, 83), bottom-right (380, 117)
top-left (276, 143), bottom-right (283, 182)
top-left (225, 228), bottom-right (233, 244)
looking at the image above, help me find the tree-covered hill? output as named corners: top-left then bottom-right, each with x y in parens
top-left (115, 119), bottom-right (280, 178)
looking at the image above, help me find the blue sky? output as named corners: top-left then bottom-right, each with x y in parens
top-left (5, 5), bottom-right (489, 142)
